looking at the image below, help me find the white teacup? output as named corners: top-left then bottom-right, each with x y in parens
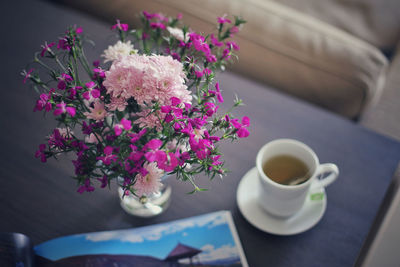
top-left (256, 139), bottom-right (339, 218)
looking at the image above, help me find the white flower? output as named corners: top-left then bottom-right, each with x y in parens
top-left (167, 26), bottom-right (189, 42)
top-left (101, 40), bottom-right (137, 63)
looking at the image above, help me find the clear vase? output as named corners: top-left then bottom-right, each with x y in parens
top-left (117, 177), bottom-right (172, 217)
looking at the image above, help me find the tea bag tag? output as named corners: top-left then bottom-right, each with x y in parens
top-left (310, 192), bottom-right (324, 201)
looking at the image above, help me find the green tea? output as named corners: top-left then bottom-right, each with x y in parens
top-left (263, 155), bottom-right (310, 185)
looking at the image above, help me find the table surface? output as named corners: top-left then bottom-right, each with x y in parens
top-left (1, 1), bottom-right (400, 267)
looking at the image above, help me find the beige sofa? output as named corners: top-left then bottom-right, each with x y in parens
top-left (54, 0), bottom-right (399, 122)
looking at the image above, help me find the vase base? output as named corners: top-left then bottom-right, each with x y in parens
top-left (118, 185), bottom-right (172, 217)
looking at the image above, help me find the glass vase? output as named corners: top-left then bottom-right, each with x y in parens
top-left (117, 177), bottom-right (172, 217)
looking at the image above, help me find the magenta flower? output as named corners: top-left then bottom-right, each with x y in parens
top-left (57, 73), bottom-right (73, 90)
top-left (34, 93), bottom-right (52, 112)
top-left (93, 68), bottom-right (106, 79)
top-left (210, 34), bottom-right (223, 47)
top-left (97, 175), bottom-right (108, 188)
top-left (234, 116), bottom-right (250, 138)
top-left (204, 102), bottom-right (218, 116)
top-left (222, 48), bottom-right (231, 60)
top-left (215, 82), bottom-right (224, 103)
top-left (40, 42), bottom-right (55, 57)
top-left (158, 152), bottom-right (179, 172)
top-left (77, 179), bottom-right (95, 194)
top-left (226, 41), bottom-right (240, 51)
top-left (195, 71), bottom-right (203, 78)
top-left (76, 27), bottom-right (83, 34)
top-left (53, 102), bottom-right (76, 117)
top-left (114, 118), bottom-right (132, 136)
top-left (129, 129), bottom-right (147, 143)
top-left (34, 144), bottom-right (47, 163)
top-left (144, 139), bottom-right (167, 163)
top-left (97, 146), bottom-right (118, 165)
top-left (57, 37), bottom-right (70, 51)
top-left (23, 68), bottom-right (34, 84)
top-left (242, 116), bottom-right (250, 127)
top-left (111, 19), bottom-right (129, 32)
top-left (230, 26), bottom-right (239, 34)
top-left (150, 22), bottom-right (166, 30)
top-left (218, 15), bottom-right (231, 24)
top-left (237, 127), bottom-right (250, 138)
top-left (143, 11), bottom-right (156, 20)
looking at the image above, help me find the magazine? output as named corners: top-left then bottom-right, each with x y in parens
top-left (1, 211), bottom-right (248, 267)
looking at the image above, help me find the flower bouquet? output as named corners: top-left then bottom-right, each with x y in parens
top-left (23, 11), bottom-right (248, 212)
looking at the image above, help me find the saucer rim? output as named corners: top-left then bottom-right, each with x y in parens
top-left (236, 167), bottom-right (327, 235)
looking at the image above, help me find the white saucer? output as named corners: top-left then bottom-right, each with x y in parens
top-left (236, 167), bottom-right (327, 235)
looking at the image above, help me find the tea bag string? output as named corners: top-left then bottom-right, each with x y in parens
top-left (286, 168), bottom-right (313, 186)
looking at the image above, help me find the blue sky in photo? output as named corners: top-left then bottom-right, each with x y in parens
top-left (34, 211), bottom-right (240, 262)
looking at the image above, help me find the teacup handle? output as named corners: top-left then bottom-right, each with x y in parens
top-left (311, 163), bottom-right (339, 189)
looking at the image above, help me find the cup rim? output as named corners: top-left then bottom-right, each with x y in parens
top-left (256, 139), bottom-right (319, 189)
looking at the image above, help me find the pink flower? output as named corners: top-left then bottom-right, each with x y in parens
top-left (83, 100), bottom-right (108, 122)
top-left (111, 19), bottom-right (128, 31)
top-left (85, 133), bottom-right (101, 144)
top-left (133, 162), bottom-right (163, 196)
top-left (53, 102), bottom-right (76, 117)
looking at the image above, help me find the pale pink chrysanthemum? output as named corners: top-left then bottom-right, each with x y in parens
top-left (107, 96), bottom-right (128, 111)
top-left (103, 54), bottom-right (148, 102)
top-left (134, 110), bottom-right (164, 131)
top-left (103, 54), bottom-right (191, 107)
top-left (167, 26), bottom-right (189, 42)
top-left (102, 40), bottom-right (137, 63)
top-left (142, 55), bottom-right (192, 105)
top-left (133, 162), bottom-right (164, 196)
top-left (84, 100), bottom-right (108, 122)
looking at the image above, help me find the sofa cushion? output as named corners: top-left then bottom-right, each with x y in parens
top-left (52, 0), bottom-right (388, 119)
top-left (270, 0), bottom-right (400, 55)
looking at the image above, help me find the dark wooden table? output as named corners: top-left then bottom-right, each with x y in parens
top-left (1, 1), bottom-right (400, 266)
